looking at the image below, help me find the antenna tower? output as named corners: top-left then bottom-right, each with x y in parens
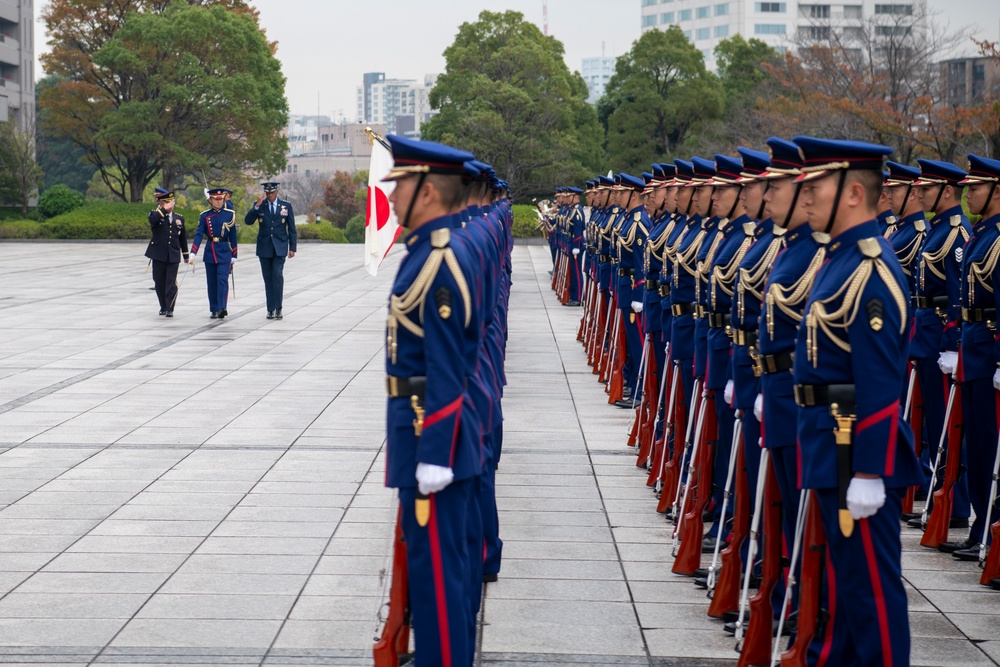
top-left (543, 0), bottom-right (548, 36)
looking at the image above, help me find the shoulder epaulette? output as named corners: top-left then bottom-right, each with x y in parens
top-left (914, 219), bottom-right (927, 233)
top-left (812, 232), bottom-right (831, 244)
top-left (634, 211), bottom-right (642, 222)
top-left (431, 228), bottom-right (451, 248)
top-left (743, 222), bottom-right (756, 236)
top-left (950, 215), bottom-right (962, 227)
top-left (200, 209), bottom-right (212, 215)
top-left (858, 237), bottom-right (882, 258)
top-left (774, 226), bottom-right (787, 237)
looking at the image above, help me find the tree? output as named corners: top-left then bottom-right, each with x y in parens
top-left (35, 76), bottom-right (91, 193)
top-left (280, 170), bottom-right (328, 213)
top-left (0, 118), bottom-right (44, 215)
top-left (40, 0), bottom-right (286, 202)
top-left (599, 27), bottom-right (724, 172)
top-left (422, 10), bottom-right (603, 198)
top-left (322, 171), bottom-right (367, 227)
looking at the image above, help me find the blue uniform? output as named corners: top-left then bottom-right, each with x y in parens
top-left (190, 207), bottom-right (238, 315)
top-left (244, 197), bottom-right (297, 314)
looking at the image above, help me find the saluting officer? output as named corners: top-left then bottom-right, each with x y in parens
top-left (145, 188), bottom-right (189, 318)
top-left (794, 136), bottom-right (921, 666)
top-left (244, 182), bottom-right (297, 320)
top-left (189, 188), bottom-right (238, 320)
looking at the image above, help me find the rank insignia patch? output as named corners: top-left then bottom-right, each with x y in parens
top-left (867, 298), bottom-right (884, 331)
top-left (435, 287), bottom-right (452, 319)
top-left (955, 247), bottom-right (963, 263)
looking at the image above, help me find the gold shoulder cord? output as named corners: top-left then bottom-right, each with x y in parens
top-left (738, 234), bottom-right (785, 321)
top-left (697, 222), bottom-right (729, 304)
top-left (920, 220), bottom-right (968, 288)
top-left (711, 228), bottom-right (755, 311)
top-left (805, 242), bottom-right (907, 367)
top-left (968, 236), bottom-right (1000, 304)
top-left (386, 247), bottom-right (472, 364)
top-left (895, 227), bottom-right (926, 278)
top-left (766, 246), bottom-right (826, 339)
top-left (673, 227), bottom-right (708, 284)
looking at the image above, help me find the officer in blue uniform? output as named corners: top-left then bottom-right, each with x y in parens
top-left (145, 188), bottom-right (189, 318)
top-left (382, 135), bottom-right (482, 667)
top-left (616, 173), bottom-right (649, 405)
top-left (565, 187), bottom-right (585, 306)
top-left (794, 135), bottom-right (921, 667)
top-left (189, 188), bottom-right (238, 320)
top-left (668, 160), bottom-right (702, 422)
top-left (244, 182), bottom-right (297, 320)
top-left (906, 159), bottom-right (973, 534)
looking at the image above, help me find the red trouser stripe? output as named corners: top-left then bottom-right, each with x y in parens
top-left (860, 519), bottom-right (893, 667)
top-left (428, 495), bottom-right (452, 667)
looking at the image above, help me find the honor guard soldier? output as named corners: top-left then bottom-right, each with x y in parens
top-left (876, 174), bottom-right (899, 238)
top-left (948, 154), bottom-right (1000, 561)
top-left (906, 158), bottom-right (973, 533)
top-left (884, 161), bottom-right (927, 301)
top-left (189, 187), bottom-right (238, 320)
top-left (644, 165), bottom-right (673, 382)
top-left (669, 159), bottom-right (702, 415)
top-left (616, 173), bottom-right (649, 405)
top-left (382, 135), bottom-right (482, 667)
top-left (793, 135), bottom-right (921, 666)
top-left (565, 187), bottom-right (585, 306)
top-left (145, 188), bottom-right (189, 318)
top-left (245, 182), bottom-right (297, 320)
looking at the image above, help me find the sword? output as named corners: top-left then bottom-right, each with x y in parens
top-left (921, 379), bottom-right (956, 527)
top-left (230, 263), bottom-right (237, 301)
top-left (772, 489), bottom-right (811, 667)
top-left (735, 448), bottom-right (770, 642)
top-left (980, 428), bottom-right (1000, 565)
top-left (707, 414), bottom-right (743, 591)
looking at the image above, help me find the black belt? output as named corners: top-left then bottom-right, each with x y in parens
top-left (915, 295), bottom-right (948, 309)
top-left (599, 254), bottom-right (610, 262)
top-left (672, 302), bottom-right (697, 317)
top-left (695, 305), bottom-right (706, 319)
top-left (731, 329), bottom-right (758, 347)
top-left (794, 384), bottom-right (856, 413)
top-left (706, 312), bottom-right (730, 329)
top-left (962, 307), bottom-right (996, 322)
top-left (211, 237), bottom-right (220, 242)
top-left (760, 352), bottom-right (793, 375)
top-left (386, 375), bottom-right (426, 399)
top-left (618, 267), bottom-right (633, 277)
top-left (659, 284), bottom-right (671, 297)
top-left (646, 278), bottom-right (659, 291)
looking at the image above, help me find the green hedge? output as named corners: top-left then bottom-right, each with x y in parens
top-left (511, 204), bottom-right (542, 238)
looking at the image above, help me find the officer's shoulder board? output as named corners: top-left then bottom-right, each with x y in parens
top-left (812, 232), bottom-right (831, 245)
top-left (743, 222), bottom-right (756, 236)
top-left (950, 215), bottom-right (962, 227)
top-left (914, 219), bottom-right (927, 233)
top-left (431, 228), bottom-right (450, 249)
top-left (858, 237), bottom-right (882, 259)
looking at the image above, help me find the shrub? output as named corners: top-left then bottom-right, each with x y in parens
top-left (38, 185), bottom-right (85, 219)
top-left (297, 224), bottom-right (347, 243)
top-left (344, 214), bottom-right (365, 244)
top-left (0, 221), bottom-right (45, 239)
top-left (511, 204), bottom-right (542, 238)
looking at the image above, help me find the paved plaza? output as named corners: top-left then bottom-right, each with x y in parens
top-left (0, 241), bottom-right (997, 666)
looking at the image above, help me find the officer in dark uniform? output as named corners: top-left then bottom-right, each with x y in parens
top-left (794, 135), bottom-right (921, 666)
top-left (244, 182), bottom-right (297, 320)
top-left (190, 188), bottom-right (238, 320)
top-left (145, 188), bottom-right (189, 318)
top-left (382, 135), bottom-right (483, 667)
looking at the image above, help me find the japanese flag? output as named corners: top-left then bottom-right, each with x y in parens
top-left (364, 139), bottom-right (401, 276)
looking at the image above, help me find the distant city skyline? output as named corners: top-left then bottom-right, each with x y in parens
top-left (30, 0), bottom-right (1000, 117)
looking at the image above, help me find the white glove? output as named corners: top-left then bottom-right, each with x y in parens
top-left (724, 380), bottom-right (734, 405)
top-left (203, 188), bottom-right (210, 199)
top-left (753, 393), bottom-right (763, 422)
top-left (415, 462), bottom-right (454, 495)
top-left (230, 256), bottom-right (237, 265)
top-left (937, 351), bottom-right (958, 377)
top-left (189, 253), bottom-right (198, 265)
top-left (572, 248), bottom-right (580, 256)
top-left (631, 301), bottom-right (643, 314)
top-left (664, 342), bottom-right (670, 360)
top-left (994, 368), bottom-right (1000, 391)
top-left (846, 476), bottom-right (886, 520)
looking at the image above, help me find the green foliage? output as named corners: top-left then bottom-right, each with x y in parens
top-left (601, 27), bottom-right (723, 172)
top-left (322, 171), bottom-right (367, 227)
top-left (511, 205), bottom-right (542, 238)
top-left (0, 221), bottom-right (46, 239)
top-left (38, 184), bottom-right (85, 218)
top-left (0, 120), bottom-right (44, 215)
top-left (0, 201), bottom-right (202, 239)
top-left (344, 214), bottom-right (365, 244)
top-left (35, 75), bottom-right (91, 194)
top-left (422, 10), bottom-right (604, 198)
top-left (297, 224), bottom-right (347, 243)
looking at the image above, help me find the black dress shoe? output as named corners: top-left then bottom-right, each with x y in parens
top-left (266, 311), bottom-right (275, 320)
top-left (900, 512), bottom-right (921, 522)
top-left (952, 546), bottom-right (981, 561)
top-left (483, 573), bottom-right (498, 583)
top-left (906, 517), bottom-right (925, 529)
top-left (990, 578), bottom-right (1000, 590)
top-left (702, 537), bottom-right (727, 553)
top-left (275, 309), bottom-right (283, 320)
top-left (950, 517), bottom-right (970, 529)
top-left (614, 399), bottom-right (635, 409)
top-left (564, 300), bottom-right (581, 307)
top-left (722, 610), bottom-right (742, 623)
top-left (694, 576), bottom-right (708, 589)
top-left (158, 309), bottom-right (165, 316)
top-left (219, 309), bottom-right (227, 318)
top-left (165, 311), bottom-right (173, 318)
top-left (210, 312), bottom-right (218, 319)
top-left (939, 538), bottom-right (977, 553)
top-left (693, 568), bottom-right (710, 579)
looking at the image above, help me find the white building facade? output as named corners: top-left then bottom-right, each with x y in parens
top-left (582, 56), bottom-right (617, 104)
top-left (356, 74), bottom-right (438, 137)
top-left (0, 0), bottom-right (33, 127)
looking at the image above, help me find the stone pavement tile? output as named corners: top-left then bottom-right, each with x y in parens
top-left (107, 505), bottom-right (232, 522)
top-left (944, 611), bottom-right (1000, 641)
top-left (239, 494), bottom-right (351, 509)
top-left (176, 554), bottom-right (318, 575)
top-left (495, 558), bottom-right (623, 581)
top-left (67, 536), bottom-right (203, 554)
top-left (0, 552), bottom-right (58, 571)
top-left (643, 628), bottom-right (738, 660)
top-left (635, 602), bottom-right (731, 631)
top-left (0, 593), bottom-right (147, 619)
top-left (159, 573), bottom-right (307, 596)
top-left (270, 620), bottom-right (375, 650)
top-left (495, 484), bottom-right (600, 500)
top-left (14, 572), bottom-right (170, 594)
top-left (496, 510), bottom-right (607, 528)
top-left (614, 543), bottom-right (675, 564)
top-left (480, 610), bottom-right (644, 656)
top-left (223, 507), bottom-right (342, 523)
top-left (909, 637), bottom-right (997, 667)
top-left (0, 518), bottom-right (101, 535)
top-left (905, 568), bottom-right (990, 592)
top-left (299, 574), bottom-right (381, 598)
top-left (43, 553), bottom-right (187, 573)
top-left (141, 480), bottom-right (257, 494)
top-left (211, 521), bottom-right (333, 539)
top-left (0, 618), bottom-right (122, 646)
top-left (195, 537), bottom-right (329, 556)
top-left (500, 540), bottom-right (619, 561)
top-left (485, 577), bottom-right (630, 602)
top-left (0, 535), bottom-right (79, 553)
top-left (288, 596), bottom-right (381, 621)
top-left (630, 580), bottom-right (712, 606)
top-left (612, 527), bottom-right (673, 544)
top-left (978, 641), bottom-right (1000, 665)
top-left (921, 588), bottom-right (1000, 614)
top-left (125, 492), bottom-right (247, 507)
top-left (908, 611), bottom-right (966, 639)
top-left (310, 556), bottom-right (395, 577)
top-left (496, 524), bottom-right (613, 543)
top-left (202, 429), bottom-right (303, 448)
top-left (87, 520), bottom-right (219, 537)
top-left (135, 594), bottom-right (297, 620)
top-left (109, 619), bottom-right (282, 649)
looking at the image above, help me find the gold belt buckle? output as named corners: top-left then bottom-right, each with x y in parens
top-left (386, 376), bottom-right (399, 397)
top-left (749, 347), bottom-right (762, 378)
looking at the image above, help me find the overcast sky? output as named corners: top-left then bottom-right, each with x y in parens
top-left (32, 0), bottom-right (1000, 118)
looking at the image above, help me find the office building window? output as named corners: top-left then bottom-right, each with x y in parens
top-left (755, 2), bottom-right (786, 11)
top-left (715, 24), bottom-right (729, 37)
top-left (696, 5), bottom-right (711, 18)
top-left (715, 3), bottom-right (729, 15)
top-left (802, 4), bottom-right (830, 18)
top-left (804, 25), bottom-right (832, 40)
top-left (642, 14), bottom-right (657, 27)
top-left (754, 23), bottom-right (786, 34)
top-left (696, 27), bottom-right (710, 39)
top-left (843, 5), bottom-right (862, 18)
top-left (680, 9), bottom-right (692, 20)
top-left (875, 4), bottom-right (912, 14)
top-left (642, 0), bottom-right (657, 6)
top-left (842, 26), bottom-right (863, 41)
top-left (875, 25), bottom-right (911, 36)
top-left (661, 12), bottom-right (675, 23)
top-left (684, 30), bottom-right (693, 40)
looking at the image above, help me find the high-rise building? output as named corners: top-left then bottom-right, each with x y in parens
top-left (0, 0), bottom-right (34, 127)
top-left (940, 56), bottom-right (1000, 108)
top-left (356, 74), bottom-right (438, 137)
top-left (640, 0), bottom-right (926, 71)
top-left (582, 56), bottom-right (617, 104)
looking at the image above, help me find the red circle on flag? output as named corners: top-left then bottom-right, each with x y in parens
top-left (367, 186), bottom-right (391, 230)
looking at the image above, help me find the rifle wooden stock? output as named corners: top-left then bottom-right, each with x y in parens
top-left (921, 380), bottom-right (963, 548)
top-left (708, 433), bottom-right (748, 618)
top-left (780, 493), bottom-right (827, 667)
top-left (979, 428), bottom-right (1000, 582)
top-left (599, 300), bottom-right (619, 382)
top-left (673, 390), bottom-right (717, 575)
top-left (737, 455), bottom-right (782, 667)
top-left (373, 506), bottom-right (411, 667)
top-left (636, 348), bottom-right (660, 468)
top-left (607, 316), bottom-right (626, 403)
top-left (646, 358), bottom-right (673, 488)
top-left (656, 366), bottom-right (687, 513)
top-left (627, 336), bottom-right (651, 447)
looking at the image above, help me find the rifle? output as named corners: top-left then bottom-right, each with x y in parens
top-left (735, 448), bottom-right (770, 645)
top-left (655, 363), bottom-right (684, 508)
top-left (607, 313), bottom-right (626, 404)
top-left (772, 489), bottom-right (811, 667)
top-left (979, 427), bottom-right (1000, 581)
top-left (707, 415), bottom-right (743, 592)
top-left (902, 364), bottom-right (923, 514)
top-left (646, 352), bottom-right (674, 488)
top-left (372, 505), bottom-right (411, 667)
top-left (626, 334), bottom-right (651, 445)
top-left (668, 377), bottom-right (702, 520)
top-left (708, 431), bottom-right (749, 619)
top-left (672, 388), bottom-right (717, 575)
top-left (636, 343), bottom-right (661, 469)
top-left (921, 378), bottom-right (962, 548)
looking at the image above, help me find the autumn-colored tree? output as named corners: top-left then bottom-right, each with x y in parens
top-left (0, 117), bottom-right (44, 215)
top-left (322, 171), bottom-right (368, 227)
top-left (40, 0), bottom-right (286, 202)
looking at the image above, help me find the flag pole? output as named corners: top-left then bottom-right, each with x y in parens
top-left (365, 127), bottom-right (391, 152)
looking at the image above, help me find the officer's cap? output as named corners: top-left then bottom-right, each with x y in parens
top-left (566, 187), bottom-right (584, 195)
top-left (618, 173), bottom-right (645, 192)
top-left (884, 161), bottom-right (920, 187)
top-left (674, 159), bottom-right (695, 185)
top-left (736, 148), bottom-right (770, 182)
top-left (914, 159), bottom-right (967, 187)
top-left (689, 157), bottom-right (717, 186)
top-left (641, 172), bottom-right (656, 192)
top-left (793, 136), bottom-right (893, 183)
top-left (959, 154), bottom-right (1000, 185)
top-left (383, 134), bottom-right (474, 181)
top-left (710, 155), bottom-right (744, 186)
top-left (598, 175), bottom-right (615, 188)
top-left (758, 138), bottom-right (804, 179)
top-left (261, 182), bottom-right (280, 193)
top-left (206, 187), bottom-right (229, 197)
top-left (657, 163), bottom-right (678, 187)
top-left (153, 188), bottom-right (174, 202)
